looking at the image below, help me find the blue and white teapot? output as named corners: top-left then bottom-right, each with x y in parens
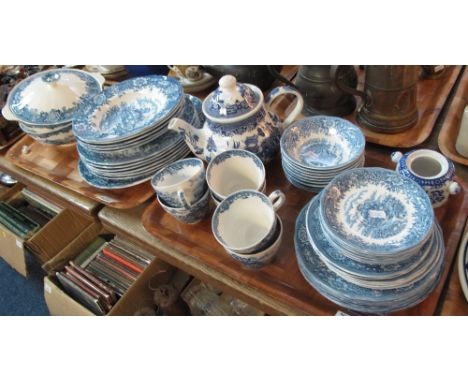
top-left (168, 74), bottom-right (303, 163)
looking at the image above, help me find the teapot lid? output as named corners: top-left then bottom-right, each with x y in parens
top-left (5, 68), bottom-right (103, 126)
top-left (202, 75), bottom-right (261, 122)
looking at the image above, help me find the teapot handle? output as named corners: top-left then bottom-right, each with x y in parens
top-left (266, 86), bottom-right (304, 127)
top-left (331, 65), bottom-right (366, 100)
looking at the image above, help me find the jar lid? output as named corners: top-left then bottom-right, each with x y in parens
top-left (6, 68), bottom-right (103, 125)
top-left (202, 75), bottom-right (261, 123)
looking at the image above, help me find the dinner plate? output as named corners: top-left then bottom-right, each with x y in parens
top-left (457, 231), bottom-right (468, 302)
top-left (295, 199), bottom-right (444, 313)
top-left (305, 195), bottom-right (437, 280)
top-left (320, 167), bottom-right (434, 256)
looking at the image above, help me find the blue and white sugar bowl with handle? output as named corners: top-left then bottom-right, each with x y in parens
top-left (168, 74), bottom-right (304, 163)
top-left (391, 149), bottom-right (461, 208)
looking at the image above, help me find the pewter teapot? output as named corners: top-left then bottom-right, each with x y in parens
top-left (168, 75), bottom-right (303, 163)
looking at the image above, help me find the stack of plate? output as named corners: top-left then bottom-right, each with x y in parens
top-left (72, 76), bottom-right (203, 189)
top-left (295, 167), bottom-right (445, 314)
top-left (85, 65), bottom-right (128, 81)
top-left (2, 68), bottom-right (104, 145)
top-left (281, 116), bottom-right (365, 192)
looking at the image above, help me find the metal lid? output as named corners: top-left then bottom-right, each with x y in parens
top-left (5, 68), bottom-right (104, 125)
top-left (202, 75), bottom-right (262, 123)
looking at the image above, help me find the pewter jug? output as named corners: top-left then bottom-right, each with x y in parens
top-left (295, 65), bottom-right (358, 116)
top-left (335, 65), bottom-right (419, 133)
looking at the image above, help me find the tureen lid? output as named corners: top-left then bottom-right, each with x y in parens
top-left (5, 68), bottom-right (104, 125)
top-left (202, 75), bottom-right (262, 123)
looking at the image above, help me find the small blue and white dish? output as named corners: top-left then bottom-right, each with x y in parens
top-left (281, 116), bottom-right (365, 169)
top-left (226, 216), bottom-right (283, 269)
top-left (73, 75), bottom-right (184, 144)
top-left (151, 158), bottom-right (207, 208)
top-left (320, 167), bottom-right (434, 256)
top-left (158, 188), bottom-right (210, 224)
top-left (212, 189), bottom-right (285, 254)
top-left (2, 68), bottom-right (105, 126)
top-left (305, 195), bottom-right (440, 289)
top-left (280, 116), bottom-right (365, 192)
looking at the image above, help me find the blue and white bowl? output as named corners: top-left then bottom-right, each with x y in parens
top-left (280, 116), bottom-right (365, 192)
top-left (212, 189), bottom-right (286, 254)
top-left (320, 167), bottom-right (434, 257)
top-left (226, 216), bottom-right (283, 269)
top-left (158, 188), bottom-right (210, 224)
top-left (152, 158), bottom-right (207, 208)
top-left (73, 75), bottom-right (184, 144)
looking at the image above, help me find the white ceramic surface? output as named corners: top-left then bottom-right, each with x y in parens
top-left (456, 105), bottom-right (468, 158)
top-left (207, 149), bottom-right (265, 200)
top-left (212, 189), bottom-right (285, 254)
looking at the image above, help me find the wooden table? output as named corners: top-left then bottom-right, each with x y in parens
top-left (0, 151), bottom-right (102, 217)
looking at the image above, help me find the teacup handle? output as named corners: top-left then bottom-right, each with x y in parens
top-left (449, 181), bottom-right (461, 195)
top-left (266, 86), bottom-right (304, 127)
top-left (268, 190), bottom-right (286, 212)
top-left (177, 190), bottom-right (192, 209)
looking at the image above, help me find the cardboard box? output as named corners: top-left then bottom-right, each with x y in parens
top-left (43, 225), bottom-right (175, 316)
top-left (0, 187), bottom-right (94, 277)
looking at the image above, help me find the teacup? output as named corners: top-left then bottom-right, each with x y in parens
top-left (226, 215), bottom-right (283, 269)
top-left (207, 149), bottom-right (266, 201)
top-left (151, 158), bottom-right (206, 208)
top-left (391, 149), bottom-right (461, 208)
top-left (212, 189), bottom-right (286, 254)
top-left (158, 188), bottom-right (210, 224)
top-left (210, 181), bottom-right (266, 206)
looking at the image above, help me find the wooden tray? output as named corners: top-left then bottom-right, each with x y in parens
top-left (5, 135), bottom-right (154, 209)
top-left (438, 67), bottom-right (468, 166)
top-left (345, 66), bottom-right (462, 148)
top-left (142, 148), bottom-right (468, 315)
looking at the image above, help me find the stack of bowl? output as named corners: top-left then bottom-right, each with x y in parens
top-left (152, 158), bottom-right (210, 224)
top-left (281, 116), bottom-right (365, 192)
top-left (212, 189), bottom-right (285, 268)
top-left (72, 76), bottom-right (204, 189)
top-left (1, 68), bottom-right (104, 145)
top-left (295, 167), bottom-right (445, 314)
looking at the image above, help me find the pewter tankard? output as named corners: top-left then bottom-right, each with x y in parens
top-left (334, 65), bottom-right (419, 133)
top-left (294, 65), bottom-right (358, 116)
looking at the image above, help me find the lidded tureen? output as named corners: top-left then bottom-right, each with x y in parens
top-left (1, 68), bottom-right (104, 144)
top-left (168, 74), bottom-right (303, 162)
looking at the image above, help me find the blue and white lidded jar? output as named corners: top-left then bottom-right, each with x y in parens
top-left (391, 149), bottom-right (461, 208)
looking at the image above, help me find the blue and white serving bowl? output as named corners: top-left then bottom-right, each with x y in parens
top-left (151, 158), bottom-right (207, 208)
top-left (280, 116), bottom-right (365, 192)
top-left (320, 167), bottom-right (434, 257)
top-left (72, 75), bottom-right (184, 144)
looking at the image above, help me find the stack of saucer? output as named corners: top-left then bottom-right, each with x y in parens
top-left (72, 76), bottom-right (204, 189)
top-left (295, 167), bottom-right (445, 314)
top-left (281, 116), bottom-right (365, 192)
top-left (2, 68), bottom-right (104, 145)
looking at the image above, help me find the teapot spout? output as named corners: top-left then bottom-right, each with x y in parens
top-left (168, 117), bottom-right (205, 158)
